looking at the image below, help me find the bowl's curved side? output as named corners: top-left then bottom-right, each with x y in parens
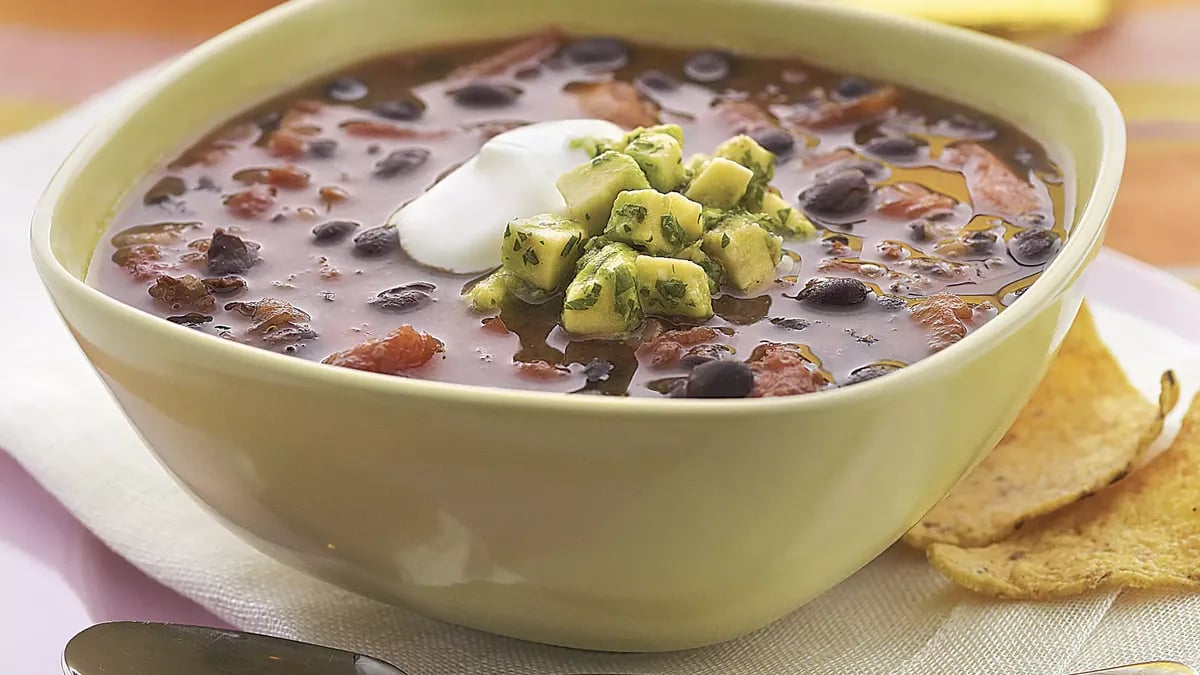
top-left (31, 0), bottom-right (1120, 651)
top-left (57, 285), bottom-right (1070, 650)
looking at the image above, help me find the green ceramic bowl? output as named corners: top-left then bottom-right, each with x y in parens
top-left (31, 0), bottom-right (1123, 652)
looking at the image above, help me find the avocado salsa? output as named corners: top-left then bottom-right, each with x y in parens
top-left (87, 33), bottom-right (1066, 398)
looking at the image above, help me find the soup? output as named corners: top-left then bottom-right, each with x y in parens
top-left (87, 33), bottom-right (1066, 398)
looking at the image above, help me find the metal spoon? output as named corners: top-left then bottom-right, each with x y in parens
top-left (61, 621), bottom-right (1197, 675)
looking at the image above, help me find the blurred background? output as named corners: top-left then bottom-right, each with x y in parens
top-left (0, 0), bottom-right (1196, 282)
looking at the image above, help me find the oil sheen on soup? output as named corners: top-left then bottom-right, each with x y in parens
top-left (88, 33), bottom-right (1067, 398)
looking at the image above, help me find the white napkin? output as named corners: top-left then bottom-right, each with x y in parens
top-left (4, 76), bottom-right (1200, 675)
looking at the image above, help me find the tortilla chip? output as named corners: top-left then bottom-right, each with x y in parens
top-left (905, 303), bottom-right (1179, 549)
top-left (928, 393), bottom-right (1200, 599)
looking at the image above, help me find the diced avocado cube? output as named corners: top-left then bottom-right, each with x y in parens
top-left (701, 213), bottom-right (784, 290)
top-left (570, 135), bottom-right (621, 158)
top-left (556, 151), bottom-right (651, 236)
top-left (682, 153), bottom-right (709, 186)
top-left (562, 242), bottom-right (642, 336)
top-left (635, 255), bottom-right (713, 320)
top-left (714, 134), bottom-right (776, 181)
top-left (684, 153), bottom-right (711, 176)
top-left (500, 214), bottom-right (588, 291)
top-left (684, 157), bottom-right (754, 209)
top-left (714, 134), bottom-right (776, 210)
top-left (673, 240), bottom-right (724, 293)
top-left (761, 191), bottom-right (817, 239)
top-left (463, 269), bottom-right (511, 311)
top-left (603, 189), bottom-right (703, 256)
top-left (623, 132), bottom-right (685, 192)
top-left (625, 124), bottom-right (685, 146)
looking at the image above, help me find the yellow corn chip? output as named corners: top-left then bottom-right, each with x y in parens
top-left (906, 304), bottom-right (1179, 549)
top-left (928, 393), bottom-right (1200, 599)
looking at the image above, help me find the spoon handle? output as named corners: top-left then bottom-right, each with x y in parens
top-left (62, 621), bottom-right (408, 675)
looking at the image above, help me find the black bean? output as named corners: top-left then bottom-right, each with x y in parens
top-left (683, 51), bottom-right (731, 83)
top-left (372, 99), bottom-right (424, 121)
top-left (796, 277), bottom-right (869, 308)
top-left (907, 219), bottom-right (934, 242)
top-left (353, 226), bottom-right (399, 256)
top-left (863, 135), bottom-right (922, 160)
top-left (564, 38), bottom-right (629, 70)
top-left (933, 113), bottom-right (997, 140)
top-left (367, 144), bottom-right (381, 155)
top-left (1008, 228), bottom-right (1060, 266)
top-left (685, 360), bottom-right (754, 398)
top-left (843, 363), bottom-right (900, 386)
top-left (961, 230), bottom-right (998, 253)
top-left (679, 343), bottom-right (734, 368)
top-left (312, 220), bottom-right (360, 243)
top-left (308, 139), bottom-right (338, 159)
top-left (369, 281), bottom-right (437, 313)
top-left (833, 77), bottom-right (874, 101)
top-left (195, 176), bottom-right (219, 192)
top-left (451, 82), bottom-right (523, 108)
top-left (254, 111), bottom-right (282, 134)
top-left (166, 312), bottom-right (213, 326)
top-left (325, 77), bottom-right (369, 102)
top-left (748, 126), bottom-right (795, 157)
top-left (143, 176), bottom-right (186, 205)
top-left (201, 275), bottom-right (247, 295)
top-left (373, 147), bottom-right (431, 178)
top-left (769, 317), bottom-right (812, 331)
top-left (583, 358), bottom-right (614, 382)
top-left (206, 229), bottom-right (260, 275)
top-left (635, 69), bottom-right (680, 93)
top-left (799, 169), bottom-right (870, 216)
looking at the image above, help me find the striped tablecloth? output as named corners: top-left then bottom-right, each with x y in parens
top-left (3, 0), bottom-right (1198, 281)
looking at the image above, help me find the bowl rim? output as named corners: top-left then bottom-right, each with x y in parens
top-left (29, 0), bottom-right (1125, 416)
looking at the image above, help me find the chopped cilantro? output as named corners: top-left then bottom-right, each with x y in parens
top-left (564, 283), bottom-right (602, 311)
top-left (655, 278), bottom-right (688, 306)
top-left (561, 233), bottom-right (581, 257)
top-left (615, 203), bottom-right (648, 223)
top-left (614, 267), bottom-right (636, 296)
top-left (660, 214), bottom-right (686, 248)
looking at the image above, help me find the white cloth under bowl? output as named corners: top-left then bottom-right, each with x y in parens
top-left (3, 73), bottom-right (1200, 675)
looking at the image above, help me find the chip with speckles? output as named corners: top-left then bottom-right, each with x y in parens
top-left (927, 392), bottom-right (1200, 600)
top-left (906, 303), bottom-right (1179, 549)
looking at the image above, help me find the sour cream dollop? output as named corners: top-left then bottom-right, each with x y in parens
top-left (390, 119), bottom-right (624, 273)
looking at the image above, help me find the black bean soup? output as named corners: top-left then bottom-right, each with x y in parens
top-left (88, 33), bottom-right (1066, 398)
